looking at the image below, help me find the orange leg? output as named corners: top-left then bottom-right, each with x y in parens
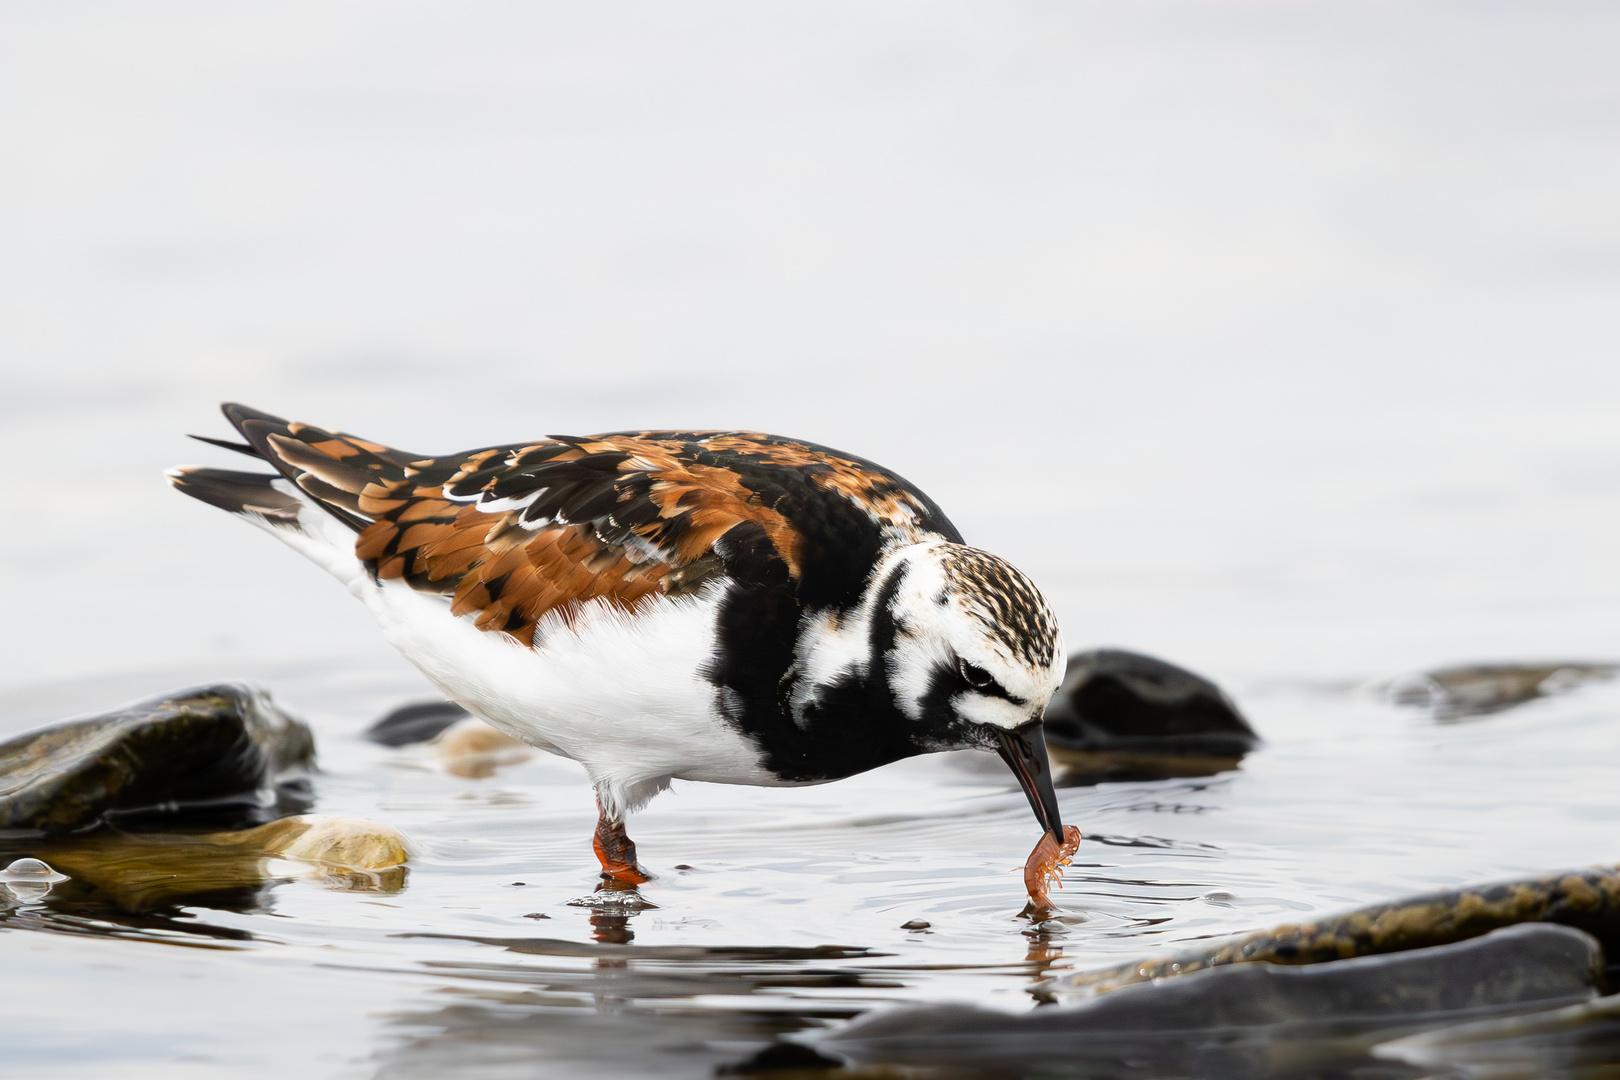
top-left (593, 800), bottom-right (650, 884)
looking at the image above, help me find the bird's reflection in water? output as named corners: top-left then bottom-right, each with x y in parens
top-left (588, 914), bottom-right (632, 1014)
top-left (583, 878), bottom-right (650, 945)
top-left (590, 909), bottom-right (635, 946)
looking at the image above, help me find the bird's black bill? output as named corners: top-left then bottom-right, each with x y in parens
top-left (994, 723), bottom-right (1064, 840)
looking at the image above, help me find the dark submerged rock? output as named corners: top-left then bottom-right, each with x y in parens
top-left (809, 925), bottom-right (1602, 1078)
top-left (1385, 661), bottom-right (1620, 719)
top-left (0, 683), bottom-right (314, 833)
top-left (363, 699), bottom-right (471, 746)
top-left (1042, 648), bottom-right (1259, 782)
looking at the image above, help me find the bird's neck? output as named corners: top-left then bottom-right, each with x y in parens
top-left (709, 545), bottom-right (941, 782)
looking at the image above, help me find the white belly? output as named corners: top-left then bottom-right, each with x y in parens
top-left (359, 578), bottom-right (779, 810)
top-left (231, 494), bottom-right (779, 815)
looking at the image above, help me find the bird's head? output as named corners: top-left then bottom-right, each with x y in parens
top-left (877, 542), bottom-right (1068, 840)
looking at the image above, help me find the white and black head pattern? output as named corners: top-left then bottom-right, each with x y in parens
top-left (879, 541), bottom-right (1065, 742)
top-left (755, 539), bottom-right (1064, 781)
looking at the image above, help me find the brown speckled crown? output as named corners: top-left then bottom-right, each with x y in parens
top-left (937, 544), bottom-right (1059, 670)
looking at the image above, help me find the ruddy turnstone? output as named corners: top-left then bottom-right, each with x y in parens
top-left (169, 404), bottom-right (1079, 903)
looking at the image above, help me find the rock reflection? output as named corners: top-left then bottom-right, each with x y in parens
top-left (1378, 990), bottom-right (1620, 1079)
top-left (1051, 746), bottom-right (1251, 785)
top-left (0, 814), bottom-right (409, 934)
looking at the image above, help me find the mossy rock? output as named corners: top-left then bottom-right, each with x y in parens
top-left (1054, 864), bottom-right (1620, 996)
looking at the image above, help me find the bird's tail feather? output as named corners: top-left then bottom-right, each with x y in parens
top-left (165, 465), bottom-right (303, 525)
top-left (169, 402), bottom-right (423, 536)
top-left (168, 402), bottom-right (414, 591)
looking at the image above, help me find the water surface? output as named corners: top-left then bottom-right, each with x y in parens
top-left (4, 660), bottom-right (1620, 1077)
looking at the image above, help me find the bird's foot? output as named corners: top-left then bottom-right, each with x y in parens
top-left (598, 861), bottom-right (651, 886)
top-left (593, 817), bottom-right (651, 885)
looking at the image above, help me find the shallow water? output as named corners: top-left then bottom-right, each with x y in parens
top-left (3, 660), bottom-right (1620, 1077)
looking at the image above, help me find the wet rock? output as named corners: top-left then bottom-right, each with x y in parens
top-left (1051, 862), bottom-right (1620, 997)
top-left (810, 925), bottom-right (1601, 1078)
top-left (362, 702), bottom-right (530, 777)
top-left (3, 814), bottom-right (411, 911)
top-left (1385, 661), bottom-right (1620, 719)
top-left (263, 814), bottom-right (412, 871)
top-left (363, 699), bottom-right (471, 746)
top-left (1042, 649), bottom-right (1259, 782)
top-left (436, 718), bottom-right (531, 778)
top-left (0, 683), bottom-right (314, 833)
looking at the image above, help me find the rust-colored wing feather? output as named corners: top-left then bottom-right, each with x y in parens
top-left (219, 405), bottom-right (960, 647)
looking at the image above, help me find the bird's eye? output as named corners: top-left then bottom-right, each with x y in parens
top-left (957, 658), bottom-right (995, 690)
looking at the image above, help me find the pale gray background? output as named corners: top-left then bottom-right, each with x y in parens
top-left (4, 1), bottom-right (1618, 692)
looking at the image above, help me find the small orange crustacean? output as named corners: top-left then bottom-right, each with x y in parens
top-left (1023, 825), bottom-right (1082, 909)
